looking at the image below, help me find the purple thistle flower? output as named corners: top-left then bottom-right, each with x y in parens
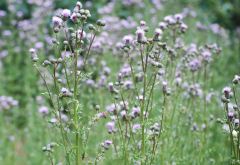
top-left (228, 112), bottom-right (234, 118)
top-left (174, 14), bottom-right (183, 20)
top-left (202, 51), bottom-right (211, 58)
top-left (136, 29), bottom-right (145, 36)
top-left (132, 124), bottom-right (141, 133)
top-left (39, 106), bottom-right (49, 115)
top-left (104, 140), bottom-right (112, 149)
top-left (118, 73), bottom-right (122, 82)
top-left (29, 48), bottom-right (35, 53)
top-left (202, 123), bottom-right (206, 132)
top-left (222, 87), bottom-right (231, 94)
top-left (62, 9), bottom-right (71, 17)
top-left (61, 87), bottom-right (69, 93)
top-left (76, 2), bottom-right (82, 8)
top-left (181, 23), bottom-right (188, 29)
top-left (138, 95), bottom-right (143, 101)
top-left (70, 13), bottom-right (78, 22)
top-left (162, 81), bottom-right (167, 87)
top-left (235, 119), bottom-right (239, 126)
top-left (140, 20), bottom-right (146, 26)
top-left (159, 22), bottom-right (167, 29)
top-left (109, 82), bottom-right (114, 93)
top-left (107, 122), bottom-right (115, 133)
top-left (52, 16), bottom-right (62, 25)
top-left (123, 36), bottom-right (132, 47)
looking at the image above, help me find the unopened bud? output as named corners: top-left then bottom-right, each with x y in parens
top-left (95, 105), bottom-right (100, 111)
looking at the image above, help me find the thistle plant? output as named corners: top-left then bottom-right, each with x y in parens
top-left (27, 1), bottom-right (226, 165)
top-left (218, 75), bottom-right (240, 164)
top-left (30, 2), bottom-right (109, 164)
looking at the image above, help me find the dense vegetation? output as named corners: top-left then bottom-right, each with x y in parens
top-left (0, 0), bottom-right (239, 164)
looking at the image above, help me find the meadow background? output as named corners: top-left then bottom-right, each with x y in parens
top-left (0, 0), bottom-right (240, 164)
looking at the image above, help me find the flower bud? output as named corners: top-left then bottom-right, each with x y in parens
top-left (109, 82), bottom-right (114, 93)
top-left (96, 20), bottom-right (102, 26)
top-left (233, 75), bottom-right (239, 84)
top-left (50, 59), bottom-right (57, 64)
top-left (44, 60), bottom-right (51, 66)
top-left (156, 62), bottom-right (163, 68)
top-left (120, 81), bottom-right (124, 86)
top-left (50, 142), bottom-right (55, 148)
top-left (100, 21), bottom-right (106, 26)
top-left (81, 15), bottom-right (86, 20)
top-left (124, 47), bottom-right (129, 52)
top-left (58, 79), bottom-right (62, 83)
top-left (233, 105), bottom-right (238, 110)
top-left (42, 147), bottom-right (47, 151)
top-left (143, 27), bottom-right (149, 32)
top-left (68, 27), bottom-right (74, 33)
top-left (216, 118), bottom-right (221, 123)
top-left (58, 58), bottom-right (63, 63)
top-left (153, 28), bottom-right (162, 41)
top-left (54, 27), bottom-right (59, 33)
top-left (95, 105), bottom-right (100, 111)
top-left (221, 95), bottom-right (227, 103)
top-left (118, 73), bottom-right (122, 82)
top-left (79, 9), bottom-right (84, 14)
top-left (52, 39), bottom-right (57, 44)
top-left (29, 48), bottom-right (37, 59)
top-left (33, 57), bottom-right (39, 62)
top-left (166, 90), bottom-right (171, 96)
top-left (76, 13), bottom-right (81, 18)
top-left (162, 82), bottom-right (167, 93)
top-left (88, 24), bottom-right (94, 30)
top-left (63, 41), bottom-right (68, 45)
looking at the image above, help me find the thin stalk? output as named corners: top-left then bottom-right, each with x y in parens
top-left (74, 23), bottom-right (80, 165)
top-left (233, 84), bottom-right (240, 159)
top-left (150, 94), bottom-right (166, 165)
top-left (53, 64), bottom-right (70, 163)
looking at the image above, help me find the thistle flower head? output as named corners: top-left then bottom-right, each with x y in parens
top-left (132, 124), bottom-right (141, 133)
top-left (140, 20), bottom-right (146, 26)
top-left (70, 13), bottom-right (77, 21)
top-left (155, 28), bottom-right (162, 34)
top-left (62, 9), bottom-right (71, 17)
top-left (76, 2), bottom-right (82, 8)
top-left (222, 87), bottom-right (231, 94)
top-left (162, 81), bottom-right (167, 87)
top-left (202, 51), bottom-right (211, 58)
top-left (52, 16), bottom-right (62, 25)
top-left (61, 87), bottom-right (69, 93)
top-left (228, 112), bottom-right (234, 118)
top-left (235, 119), bottom-right (239, 124)
top-left (105, 140), bottom-right (112, 146)
top-left (174, 13), bottom-right (183, 20)
top-left (135, 29), bottom-right (145, 36)
top-left (29, 48), bottom-right (35, 53)
top-left (39, 106), bottom-right (49, 115)
top-left (132, 107), bottom-right (140, 113)
top-left (123, 35), bottom-right (133, 42)
top-left (107, 122), bottom-right (115, 131)
top-left (120, 110), bottom-right (127, 117)
top-left (159, 22), bottom-right (167, 28)
top-left (108, 82), bottom-right (113, 87)
top-left (181, 23), bottom-right (188, 29)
